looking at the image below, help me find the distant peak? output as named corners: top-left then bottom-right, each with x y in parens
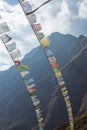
top-left (50, 32), bottom-right (77, 39)
top-left (79, 35), bottom-right (87, 41)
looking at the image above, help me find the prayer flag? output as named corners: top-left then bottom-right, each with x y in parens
top-left (55, 71), bottom-right (62, 78)
top-left (0, 34), bottom-right (12, 43)
top-left (21, 1), bottom-right (32, 14)
top-left (45, 50), bottom-right (53, 57)
top-left (24, 78), bottom-right (34, 85)
top-left (26, 83), bottom-right (35, 89)
top-left (10, 49), bottom-right (22, 60)
top-left (33, 99), bottom-right (40, 106)
top-left (32, 24), bottom-right (42, 32)
top-left (40, 37), bottom-right (49, 48)
top-left (51, 62), bottom-right (58, 68)
top-left (0, 22), bottom-right (10, 34)
top-left (27, 14), bottom-right (37, 25)
top-left (36, 32), bottom-right (45, 41)
top-left (6, 42), bottom-right (16, 52)
top-left (27, 87), bottom-right (36, 94)
top-left (17, 65), bottom-right (28, 71)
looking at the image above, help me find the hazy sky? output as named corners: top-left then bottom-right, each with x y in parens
top-left (0, 0), bottom-right (87, 71)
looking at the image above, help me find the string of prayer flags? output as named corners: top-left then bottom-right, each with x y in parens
top-left (19, 1), bottom-right (74, 130)
top-left (0, 23), bottom-right (44, 130)
top-left (0, 22), bottom-right (10, 34)
top-left (45, 49), bottom-right (74, 130)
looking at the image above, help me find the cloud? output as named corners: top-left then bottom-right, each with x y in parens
top-left (0, 0), bottom-right (39, 71)
top-left (78, 0), bottom-right (87, 19)
top-left (36, 0), bottom-right (71, 35)
top-left (0, 39), bottom-right (14, 71)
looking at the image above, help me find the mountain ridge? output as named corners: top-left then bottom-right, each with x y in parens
top-left (0, 32), bottom-right (87, 130)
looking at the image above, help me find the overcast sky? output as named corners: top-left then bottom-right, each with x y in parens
top-left (0, 0), bottom-right (87, 71)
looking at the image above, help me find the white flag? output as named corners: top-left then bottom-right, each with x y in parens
top-left (0, 34), bottom-right (12, 44)
top-left (27, 14), bottom-right (37, 25)
top-left (21, 1), bottom-right (32, 14)
top-left (10, 49), bottom-right (22, 60)
top-left (6, 42), bottom-right (16, 52)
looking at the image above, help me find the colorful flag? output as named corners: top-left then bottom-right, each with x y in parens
top-left (38, 116), bottom-right (43, 123)
top-left (40, 37), bottom-right (49, 48)
top-left (45, 50), bottom-right (53, 57)
top-left (0, 22), bottom-right (10, 34)
top-left (26, 83), bottom-right (35, 89)
top-left (69, 117), bottom-right (73, 121)
top-left (31, 94), bottom-right (37, 100)
top-left (59, 81), bottom-right (65, 86)
top-left (17, 65), bottom-right (28, 71)
top-left (58, 77), bottom-right (64, 82)
top-left (65, 96), bottom-right (70, 102)
top-left (39, 123), bottom-right (44, 128)
top-left (68, 108), bottom-right (72, 112)
top-left (10, 49), bottom-right (22, 60)
top-left (51, 62), bottom-right (58, 68)
top-left (33, 99), bottom-right (40, 106)
top-left (0, 34), bottom-right (12, 43)
top-left (21, 1), bottom-right (32, 14)
top-left (61, 87), bottom-right (67, 92)
top-left (36, 32), bottom-right (45, 41)
top-left (27, 14), bottom-right (37, 25)
top-left (48, 57), bottom-right (55, 63)
top-left (63, 90), bottom-right (68, 95)
top-left (20, 70), bottom-right (29, 77)
top-left (55, 71), bottom-right (62, 78)
top-left (27, 87), bottom-right (36, 94)
top-left (48, 56), bottom-right (57, 63)
top-left (14, 60), bottom-right (20, 66)
top-left (68, 112), bottom-right (73, 117)
top-left (36, 109), bottom-right (42, 115)
top-left (6, 42), bottom-right (16, 52)
top-left (52, 56), bottom-right (56, 62)
top-left (53, 68), bottom-right (60, 73)
top-left (66, 102), bottom-right (71, 107)
top-left (35, 105), bottom-right (40, 111)
top-left (24, 78), bottom-right (34, 85)
top-left (32, 24), bottom-right (42, 32)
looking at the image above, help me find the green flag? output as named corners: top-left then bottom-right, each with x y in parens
top-left (36, 32), bottom-right (45, 41)
top-left (0, 22), bottom-right (10, 34)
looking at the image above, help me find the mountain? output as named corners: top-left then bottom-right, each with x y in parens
top-left (0, 32), bottom-right (87, 130)
top-left (78, 92), bottom-right (87, 115)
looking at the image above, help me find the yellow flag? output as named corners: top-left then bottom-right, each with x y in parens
top-left (40, 37), bottom-right (49, 48)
